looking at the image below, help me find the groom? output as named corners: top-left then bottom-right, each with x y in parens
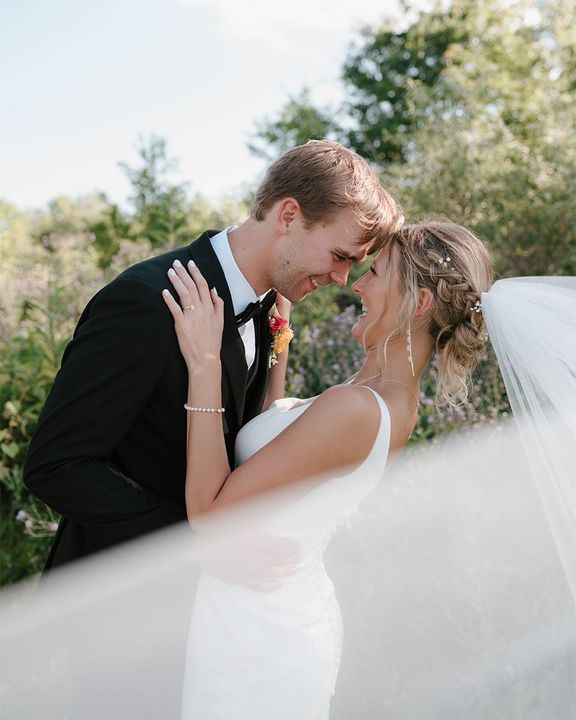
top-left (24, 140), bottom-right (402, 571)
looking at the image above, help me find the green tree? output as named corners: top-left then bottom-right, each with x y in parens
top-left (249, 3), bottom-right (469, 166)
top-left (88, 136), bottom-right (221, 268)
top-left (29, 195), bottom-right (107, 254)
top-left (251, 0), bottom-right (576, 276)
top-left (87, 197), bottom-right (133, 269)
top-left (388, 0), bottom-right (576, 275)
top-left (185, 194), bottom-right (248, 239)
top-left (119, 135), bottom-right (195, 250)
top-left (248, 88), bottom-right (337, 162)
top-left (341, 6), bottom-right (466, 164)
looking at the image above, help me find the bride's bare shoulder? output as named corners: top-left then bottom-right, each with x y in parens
top-left (316, 384), bottom-right (412, 456)
top-left (310, 384), bottom-right (382, 432)
top-left (273, 384), bottom-right (383, 470)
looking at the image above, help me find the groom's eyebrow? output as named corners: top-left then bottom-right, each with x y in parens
top-left (334, 247), bottom-right (364, 263)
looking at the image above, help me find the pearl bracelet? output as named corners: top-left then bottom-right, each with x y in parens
top-left (184, 404), bottom-right (225, 414)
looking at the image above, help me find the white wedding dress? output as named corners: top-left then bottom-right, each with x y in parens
top-left (180, 387), bottom-right (391, 720)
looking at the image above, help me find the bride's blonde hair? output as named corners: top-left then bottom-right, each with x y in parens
top-left (377, 220), bottom-right (494, 406)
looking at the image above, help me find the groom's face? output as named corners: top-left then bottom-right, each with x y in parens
top-left (272, 206), bottom-right (370, 303)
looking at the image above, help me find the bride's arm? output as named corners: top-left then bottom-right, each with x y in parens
top-left (163, 262), bottom-right (380, 520)
top-left (209, 385), bottom-right (379, 512)
top-left (162, 260), bottom-right (232, 516)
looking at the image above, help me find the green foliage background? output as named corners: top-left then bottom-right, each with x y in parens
top-left (1, 0), bottom-right (574, 585)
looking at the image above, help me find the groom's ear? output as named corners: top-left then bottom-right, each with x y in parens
top-left (415, 288), bottom-right (434, 317)
top-left (276, 198), bottom-right (300, 233)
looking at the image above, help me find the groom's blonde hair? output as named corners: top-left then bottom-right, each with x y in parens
top-left (250, 140), bottom-right (403, 252)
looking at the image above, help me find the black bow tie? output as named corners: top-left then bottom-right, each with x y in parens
top-left (235, 289), bottom-right (277, 327)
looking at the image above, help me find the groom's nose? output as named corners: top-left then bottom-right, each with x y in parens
top-left (329, 270), bottom-right (348, 287)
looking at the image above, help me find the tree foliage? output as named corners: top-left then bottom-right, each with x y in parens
top-left (341, 7), bottom-right (466, 164)
top-left (388, 0), bottom-right (576, 275)
top-left (250, 0), bottom-right (575, 277)
top-left (87, 136), bottom-right (196, 267)
top-left (119, 135), bottom-right (194, 249)
top-left (248, 88), bottom-right (337, 162)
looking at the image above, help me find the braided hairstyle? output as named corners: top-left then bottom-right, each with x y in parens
top-left (386, 221), bottom-right (494, 406)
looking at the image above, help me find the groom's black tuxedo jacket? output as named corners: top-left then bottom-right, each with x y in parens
top-left (24, 231), bottom-right (272, 571)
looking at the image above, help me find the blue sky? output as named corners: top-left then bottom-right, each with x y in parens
top-left (0, 0), bottom-right (419, 210)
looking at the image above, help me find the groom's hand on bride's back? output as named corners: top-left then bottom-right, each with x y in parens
top-left (199, 534), bottom-right (301, 592)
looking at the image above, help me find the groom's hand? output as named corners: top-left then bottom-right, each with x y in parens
top-left (199, 534), bottom-right (301, 592)
top-left (273, 293), bottom-right (292, 322)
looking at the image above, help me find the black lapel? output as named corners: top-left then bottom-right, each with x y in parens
top-left (244, 312), bottom-right (272, 422)
top-left (186, 231), bottom-right (248, 427)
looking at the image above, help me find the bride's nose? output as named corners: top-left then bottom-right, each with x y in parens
top-left (352, 274), bottom-right (366, 294)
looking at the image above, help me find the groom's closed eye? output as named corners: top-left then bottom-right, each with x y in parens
top-left (333, 248), bottom-right (363, 263)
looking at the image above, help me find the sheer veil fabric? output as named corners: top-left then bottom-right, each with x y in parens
top-left (482, 278), bottom-right (576, 596)
top-left (2, 277), bottom-right (576, 719)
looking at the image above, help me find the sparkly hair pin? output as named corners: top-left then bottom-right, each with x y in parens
top-left (437, 255), bottom-right (452, 270)
top-left (471, 299), bottom-right (482, 314)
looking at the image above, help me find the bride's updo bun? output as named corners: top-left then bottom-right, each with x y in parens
top-left (388, 221), bottom-right (494, 406)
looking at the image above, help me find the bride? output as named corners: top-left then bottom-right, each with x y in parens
top-left (161, 219), bottom-right (494, 718)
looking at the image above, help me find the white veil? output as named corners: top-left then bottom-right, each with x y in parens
top-left (482, 277), bottom-right (576, 595)
top-left (2, 277), bottom-right (576, 719)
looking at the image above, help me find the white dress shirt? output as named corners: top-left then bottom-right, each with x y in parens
top-left (210, 227), bottom-right (260, 369)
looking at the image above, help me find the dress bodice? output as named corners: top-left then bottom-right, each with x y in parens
top-left (234, 387), bottom-right (391, 543)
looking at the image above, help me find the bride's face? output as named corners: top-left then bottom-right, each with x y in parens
top-left (351, 247), bottom-right (403, 346)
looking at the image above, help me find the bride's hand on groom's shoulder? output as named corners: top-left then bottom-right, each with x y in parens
top-left (162, 259), bottom-right (224, 372)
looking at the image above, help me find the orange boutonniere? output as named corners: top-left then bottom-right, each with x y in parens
top-left (268, 315), bottom-right (294, 367)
